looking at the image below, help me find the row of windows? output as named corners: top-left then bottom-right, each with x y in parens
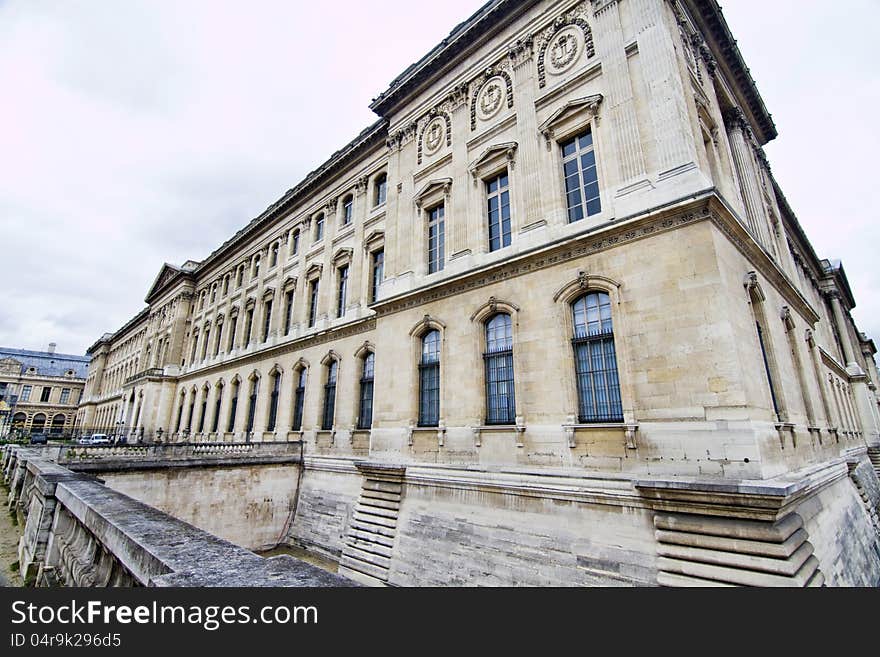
top-left (422, 129), bottom-right (601, 274)
top-left (16, 385), bottom-right (74, 405)
top-left (188, 249), bottom-right (386, 366)
top-left (197, 174), bottom-right (388, 312)
top-left (178, 291), bottom-right (623, 437)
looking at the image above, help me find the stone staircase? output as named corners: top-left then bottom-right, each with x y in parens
top-left (868, 447), bottom-right (880, 478)
top-left (338, 463), bottom-right (405, 586)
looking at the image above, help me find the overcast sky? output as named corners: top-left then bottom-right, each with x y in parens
top-left (1, 1), bottom-right (877, 358)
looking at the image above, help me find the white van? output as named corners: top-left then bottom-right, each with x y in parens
top-left (78, 434), bottom-right (111, 445)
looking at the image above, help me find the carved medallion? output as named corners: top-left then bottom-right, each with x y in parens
top-left (548, 27), bottom-right (581, 75)
top-left (477, 77), bottom-right (506, 121)
top-left (424, 118), bottom-right (445, 155)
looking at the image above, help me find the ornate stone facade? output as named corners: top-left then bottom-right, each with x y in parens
top-left (79, 0), bottom-right (880, 586)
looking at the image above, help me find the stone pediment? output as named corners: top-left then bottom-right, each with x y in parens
top-left (538, 94), bottom-right (603, 149)
top-left (414, 178), bottom-right (452, 210)
top-left (145, 263), bottom-right (187, 303)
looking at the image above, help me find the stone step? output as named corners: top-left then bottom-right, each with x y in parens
top-left (657, 571), bottom-right (738, 587)
top-left (350, 518), bottom-right (397, 538)
top-left (655, 528), bottom-right (809, 559)
top-left (343, 545), bottom-right (392, 570)
top-left (339, 555), bottom-right (389, 583)
top-left (357, 496), bottom-right (400, 512)
top-left (348, 527), bottom-right (396, 548)
top-left (655, 512), bottom-right (802, 543)
top-left (657, 541), bottom-right (814, 577)
top-left (354, 504), bottom-right (398, 520)
top-left (353, 510), bottom-right (397, 529)
top-left (346, 537), bottom-right (394, 559)
top-left (337, 565), bottom-right (386, 587)
top-left (362, 480), bottom-right (404, 495)
top-left (658, 554), bottom-right (820, 587)
top-left (360, 489), bottom-right (402, 503)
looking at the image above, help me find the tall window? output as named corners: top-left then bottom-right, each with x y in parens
top-left (252, 255), bottom-right (261, 280)
top-left (314, 214), bottom-right (325, 242)
top-left (561, 130), bottom-right (601, 222)
top-left (291, 230), bottom-right (300, 256)
top-left (371, 249), bottom-right (384, 303)
top-left (358, 352), bottom-right (375, 430)
top-left (60, 388), bottom-right (71, 404)
top-left (484, 314), bottom-right (516, 424)
top-left (375, 173), bottom-right (387, 207)
top-left (176, 393), bottom-right (185, 433)
top-left (41, 386), bottom-right (51, 402)
top-left (246, 378), bottom-right (259, 434)
top-left (223, 275), bottom-right (230, 296)
top-left (756, 321), bottom-right (780, 419)
top-left (236, 266), bottom-right (244, 288)
top-left (267, 372), bottom-right (280, 431)
top-left (210, 285), bottom-right (216, 303)
top-left (212, 385), bottom-right (223, 433)
top-left (20, 385), bottom-right (31, 402)
top-left (197, 389), bottom-right (207, 433)
top-left (284, 290), bottom-right (294, 335)
top-left (270, 243), bottom-right (279, 268)
top-left (202, 327), bottom-right (211, 361)
top-left (214, 324), bottom-right (223, 357)
top-left (322, 361), bottom-right (338, 430)
top-left (427, 205), bottom-right (445, 274)
top-left (343, 196), bottom-right (353, 225)
top-left (227, 315), bottom-right (238, 352)
top-left (244, 308), bottom-right (254, 345)
top-left (227, 380), bottom-right (239, 433)
top-left (308, 280), bottom-right (320, 328)
top-left (262, 299), bottom-right (273, 342)
top-left (187, 392), bottom-right (195, 432)
top-left (337, 265), bottom-right (349, 318)
top-left (572, 292), bottom-right (623, 423)
top-left (418, 330), bottom-right (441, 426)
top-left (486, 172), bottom-right (512, 252)
top-left (292, 369), bottom-right (306, 431)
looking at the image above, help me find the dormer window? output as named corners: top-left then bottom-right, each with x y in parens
top-left (374, 173), bottom-right (387, 207)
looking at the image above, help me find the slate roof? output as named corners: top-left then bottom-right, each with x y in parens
top-left (0, 347), bottom-right (89, 379)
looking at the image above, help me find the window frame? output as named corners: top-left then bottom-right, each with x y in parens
top-left (483, 313), bottom-right (516, 425)
top-left (485, 171), bottom-right (512, 252)
top-left (321, 358), bottom-right (338, 431)
top-left (418, 329), bottom-right (441, 427)
top-left (570, 292), bottom-right (624, 424)
top-left (560, 129), bottom-right (602, 223)
top-left (358, 351), bottom-right (375, 430)
top-left (427, 203), bottom-right (446, 274)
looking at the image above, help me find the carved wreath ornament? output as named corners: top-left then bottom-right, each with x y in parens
top-left (479, 83), bottom-right (503, 116)
top-left (424, 119), bottom-right (445, 154)
top-left (550, 33), bottom-right (578, 70)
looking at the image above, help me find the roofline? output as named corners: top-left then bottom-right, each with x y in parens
top-left (86, 307), bottom-right (150, 355)
top-left (684, 0), bottom-right (777, 145)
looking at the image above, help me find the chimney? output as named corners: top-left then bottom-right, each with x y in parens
top-left (48, 343), bottom-right (56, 355)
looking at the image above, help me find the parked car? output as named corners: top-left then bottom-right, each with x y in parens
top-left (29, 432), bottom-right (47, 445)
top-left (78, 434), bottom-right (111, 446)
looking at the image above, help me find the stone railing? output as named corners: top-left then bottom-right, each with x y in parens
top-left (124, 367), bottom-right (165, 385)
top-left (56, 441), bottom-right (302, 472)
top-left (2, 444), bottom-right (352, 587)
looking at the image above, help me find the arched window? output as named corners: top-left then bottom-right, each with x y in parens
top-left (32, 413), bottom-right (47, 433)
top-left (175, 392), bottom-right (186, 433)
top-left (418, 331), bottom-right (441, 426)
top-left (252, 255), bottom-right (261, 280)
top-left (267, 371), bottom-right (280, 431)
top-left (321, 361), bottom-right (338, 430)
top-left (210, 284), bottom-right (217, 304)
top-left (246, 377), bottom-right (259, 434)
top-left (291, 229), bottom-right (300, 256)
top-left (212, 383), bottom-right (223, 433)
top-left (292, 368), bottom-right (306, 431)
top-left (227, 379), bottom-right (240, 433)
top-left (571, 292), bottom-right (622, 423)
top-left (270, 242), bottom-right (279, 268)
top-left (223, 275), bottom-right (230, 296)
top-left (198, 386), bottom-right (208, 433)
top-left (51, 414), bottom-right (66, 435)
top-left (237, 265), bottom-right (244, 288)
top-left (484, 314), bottom-right (515, 424)
top-left (186, 389), bottom-right (196, 433)
top-left (358, 352), bottom-right (375, 429)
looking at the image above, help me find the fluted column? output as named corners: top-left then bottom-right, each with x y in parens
top-left (725, 109), bottom-right (767, 246)
top-left (509, 39), bottom-right (546, 229)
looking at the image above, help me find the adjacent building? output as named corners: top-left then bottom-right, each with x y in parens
top-left (0, 344), bottom-right (88, 438)
top-left (78, 0), bottom-right (880, 586)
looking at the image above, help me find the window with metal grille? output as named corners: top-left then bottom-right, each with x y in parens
top-left (262, 300), bottom-right (273, 342)
top-left (484, 314), bottom-right (515, 424)
top-left (212, 386), bottom-right (222, 433)
top-left (227, 382), bottom-right (239, 432)
top-left (337, 265), bottom-right (349, 318)
top-left (284, 290), bottom-right (294, 335)
top-left (308, 280), bottom-right (319, 328)
top-left (486, 172), bottom-right (512, 252)
top-left (418, 330), bottom-right (440, 426)
top-left (292, 369), bottom-right (306, 431)
top-left (371, 249), bottom-right (384, 303)
top-left (572, 292), bottom-right (623, 423)
top-left (267, 372), bottom-right (280, 431)
top-left (561, 130), bottom-right (601, 222)
top-left (427, 205), bottom-right (445, 274)
top-left (358, 352), bottom-right (375, 429)
top-left (246, 379), bottom-right (259, 434)
top-left (322, 361), bottom-right (338, 430)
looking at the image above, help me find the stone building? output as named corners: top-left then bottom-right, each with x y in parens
top-left (0, 344), bottom-right (88, 438)
top-left (78, 0), bottom-right (880, 586)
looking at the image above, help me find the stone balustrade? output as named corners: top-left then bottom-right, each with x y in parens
top-left (2, 444), bottom-right (352, 587)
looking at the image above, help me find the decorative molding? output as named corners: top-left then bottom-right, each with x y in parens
top-left (468, 142), bottom-right (518, 185)
top-left (469, 66), bottom-right (514, 131)
top-left (538, 94), bottom-right (603, 150)
top-left (469, 296), bottom-right (521, 323)
top-left (536, 3), bottom-right (596, 89)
